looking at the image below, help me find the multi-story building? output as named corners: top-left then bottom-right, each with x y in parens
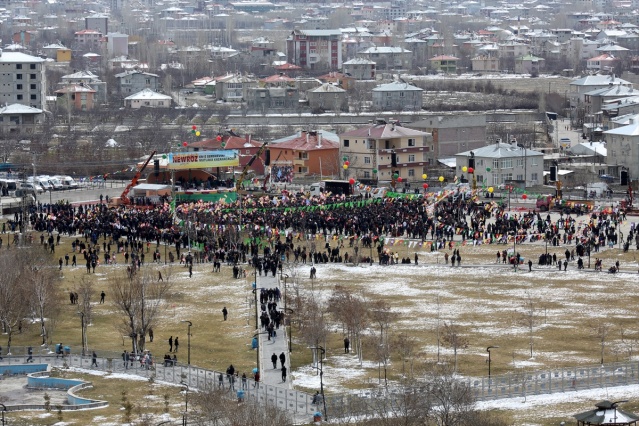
top-left (410, 114), bottom-right (487, 158)
top-left (357, 46), bottom-right (412, 70)
top-left (215, 74), bottom-right (257, 102)
top-left (286, 29), bottom-right (342, 70)
top-left (372, 82), bottom-right (423, 111)
top-left (114, 70), bottom-right (159, 96)
top-left (0, 50), bottom-right (46, 110)
top-left (55, 84), bottom-right (97, 111)
top-left (343, 57), bottom-right (376, 80)
top-left (60, 70), bottom-right (107, 103)
top-left (269, 130), bottom-right (340, 177)
top-left (74, 30), bottom-right (103, 49)
top-left (338, 119), bottom-right (432, 183)
top-left (85, 14), bottom-right (108, 35)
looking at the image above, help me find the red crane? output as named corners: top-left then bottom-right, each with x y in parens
top-left (118, 151), bottom-right (157, 205)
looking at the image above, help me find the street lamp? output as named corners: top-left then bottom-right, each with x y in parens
top-left (0, 402), bottom-right (6, 426)
top-left (77, 311), bottom-right (86, 356)
top-left (487, 346), bottom-right (499, 379)
top-left (180, 320), bottom-right (192, 365)
top-left (253, 331), bottom-right (268, 373)
top-left (285, 308), bottom-right (294, 353)
top-left (180, 382), bottom-right (189, 426)
top-left (311, 346), bottom-right (328, 421)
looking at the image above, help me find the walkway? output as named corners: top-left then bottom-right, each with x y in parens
top-left (255, 271), bottom-right (292, 390)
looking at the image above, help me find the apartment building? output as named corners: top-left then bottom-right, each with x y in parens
top-left (0, 49), bottom-right (46, 110)
top-left (286, 29), bottom-right (342, 69)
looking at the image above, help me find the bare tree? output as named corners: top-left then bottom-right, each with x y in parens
top-left (591, 320), bottom-right (611, 365)
top-left (190, 388), bottom-right (292, 425)
top-left (394, 333), bottom-right (417, 379)
top-left (77, 278), bottom-right (94, 354)
top-left (441, 322), bottom-right (468, 373)
top-left (110, 267), bottom-right (173, 354)
top-left (520, 293), bottom-right (538, 358)
top-left (425, 364), bottom-right (475, 426)
top-left (326, 286), bottom-right (368, 365)
top-left (620, 326), bottom-right (639, 361)
top-left (26, 255), bottom-right (61, 347)
top-left (0, 251), bottom-right (31, 354)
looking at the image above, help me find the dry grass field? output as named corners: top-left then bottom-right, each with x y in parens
top-left (4, 211), bottom-right (639, 425)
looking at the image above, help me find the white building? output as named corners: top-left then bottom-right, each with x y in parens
top-left (124, 89), bottom-right (171, 109)
top-left (454, 142), bottom-right (544, 187)
top-left (0, 49), bottom-right (46, 110)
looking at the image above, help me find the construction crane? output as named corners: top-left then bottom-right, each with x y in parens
top-left (235, 143), bottom-right (269, 193)
top-left (117, 151), bottom-right (157, 205)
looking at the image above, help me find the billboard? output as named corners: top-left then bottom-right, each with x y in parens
top-left (168, 150), bottom-right (239, 170)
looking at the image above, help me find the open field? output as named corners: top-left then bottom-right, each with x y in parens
top-left (3, 210), bottom-right (639, 425)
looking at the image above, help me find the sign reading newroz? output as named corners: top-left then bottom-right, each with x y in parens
top-left (168, 150), bottom-right (239, 170)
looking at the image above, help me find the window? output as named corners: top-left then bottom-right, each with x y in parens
top-left (158, 101), bottom-right (164, 106)
top-left (400, 92), bottom-right (404, 97)
top-left (532, 157), bottom-right (538, 166)
top-left (30, 94), bottom-right (36, 100)
top-left (501, 159), bottom-right (513, 168)
top-left (516, 174), bottom-right (523, 180)
top-left (408, 154), bottom-right (415, 162)
top-left (516, 158), bottom-right (524, 167)
top-left (493, 159), bottom-right (499, 169)
top-left (408, 138), bottom-right (415, 146)
top-left (408, 169), bottom-right (415, 177)
top-left (146, 78), bottom-right (151, 84)
top-left (30, 64), bottom-right (36, 70)
top-left (343, 139), bottom-right (349, 147)
top-left (30, 74), bottom-right (36, 79)
top-left (16, 84), bottom-right (22, 90)
top-left (16, 74), bottom-right (22, 80)
top-left (16, 64), bottom-right (22, 69)
top-left (364, 157), bottom-right (371, 164)
top-left (30, 84), bottom-right (35, 90)
top-left (17, 94), bottom-right (22, 100)
top-left (477, 175), bottom-right (483, 182)
top-left (531, 172), bottom-right (538, 181)
top-left (386, 92), bottom-right (391, 97)
top-left (363, 171), bottom-right (370, 178)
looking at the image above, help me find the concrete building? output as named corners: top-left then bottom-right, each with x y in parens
top-left (215, 75), bottom-right (257, 102)
top-left (515, 54), bottom-right (545, 74)
top-left (604, 118), bottom-right (639, 180)
top-left (306, 83), bottom-right (348, 112)
top-left (107, 33), bottom-right (128, 57)
top-left (429, 55), bottom-right (459, 73)
top-left (372, 81), bottom-right (423, 111)
top-left (286, 29), bottom-right (343, 70)
top-left (338, 118), bottom-right (432, 182)
top-left (410, 114), bottom-right (487, 158)
top-left (0, 103), bottom-right (44, 133)
top-left (114, 69), bottom-right (160, 96)
top-left (124, 89), bottom-right (171, 109)
top-left (454, 141), bottom-right (544, 187)
top-left (357, 46), bottom-right (412, 70)
top-left (342, 57), bottom-right (376, 80)
top-left (246, 86), bottom-right (299, 112)
top-left (85, 14), bottom-right (108, 34)
top-left (60, 70), bottom-right (107, 103)
top-left (471, 55), bottom-right (500, 72)
top-left (0, 50), bottom-right (46, 110)
top-left (74, 30), bottom-right (103, 49)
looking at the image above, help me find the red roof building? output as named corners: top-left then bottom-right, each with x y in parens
top-left (269, 130), bottom-right (340, 177)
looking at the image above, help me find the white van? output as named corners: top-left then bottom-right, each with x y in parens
top-left (20, 182), bottom-right (44, 194)
top-left (47, 176), bottom-right (64, 191)
top-left (0, 178), bottom-right (18, 195)
top-left (36, 177), bottom-right (52, 191)
top-left (56, 176), bottom-right (79, 189)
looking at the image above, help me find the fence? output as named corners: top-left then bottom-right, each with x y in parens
top-left (3, 348), bottom-right (639, 420)
top-left (0, 350), bottom-right (319, 418)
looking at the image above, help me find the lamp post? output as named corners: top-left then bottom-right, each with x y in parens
top-left (253, 331), bottom-right (268, 373)
top-left (487, 346), bottom-right (499, 380)
top-left (180, 320), bottom-right (192, 365)
top-left (180, 382), bottom-right (189, 426)
top-left (311, 346), bottom-right (328, 421)
top-left (77, 311), bottom-right (86, 356)
top-left (282, 273), bottom-right (293, 353)
top-left (0, 402), bottom-right (6, 426)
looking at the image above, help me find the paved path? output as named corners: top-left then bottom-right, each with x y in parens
top-left (255, 271), bottom-right (292, 390)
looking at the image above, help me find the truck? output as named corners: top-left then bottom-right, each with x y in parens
top-left (308, 180), bottom-right (356, 197)
top-left (536, 195), bottom-right (594, 213)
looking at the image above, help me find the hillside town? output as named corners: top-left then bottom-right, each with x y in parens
top-left (1, 0), bottom-right (639, 425)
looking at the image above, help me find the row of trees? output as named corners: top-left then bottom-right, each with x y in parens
top-left (0, 250), bottom-right (61, 353)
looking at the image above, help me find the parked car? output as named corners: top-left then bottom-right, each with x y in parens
top-left (19, 182), bottom-right (44, 195)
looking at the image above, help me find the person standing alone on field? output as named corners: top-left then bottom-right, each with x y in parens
top-left (222, 306), bottom-right (228, 321)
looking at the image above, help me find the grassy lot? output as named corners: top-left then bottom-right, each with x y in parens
top-left (5, 215), bottom-right (639, 425)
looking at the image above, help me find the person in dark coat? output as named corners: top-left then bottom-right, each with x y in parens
top-left (271, 353), bottom-right (278, 369)
top-left (344, 337), bottom-right (350, 353)
top-left (222, 306), bottom-right (228, 321)
top-left (281, 365), bottom-right (287, 382)
top-left (279, 352), bottom-right (286, 368)
top-left (168, 336), bottom-right (173, 352)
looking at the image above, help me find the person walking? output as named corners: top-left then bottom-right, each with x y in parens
top-left (174, 337), bottom-right (179, 352)
top-left (168, 336), bottom-right (173, 352)
top-left (92, 351), bottom-right (98, 367)
top-left (100, 291), bottom-right (105, 304)
top-left (344, 337), bottom-right (350, 353)
top-left (148, 328), bottom-right (154, 342)
top-left (26, 346), bottom-right (33, 363)
top-left (281, 365), bottom-right (287, 382)
top-left (528, 259), bottom-right (533, 272)
top-left (222, 306), bottom-right (228, 321)
top-left (241, 373), bottom-right (247, 389)
top-left (279, 352), bottom-right (286, 369)
top-left (271, 353), bottom-right (278, 369)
